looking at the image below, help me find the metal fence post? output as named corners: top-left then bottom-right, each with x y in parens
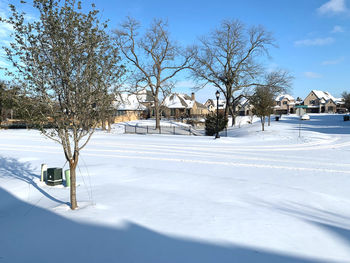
top-left (159, 126), bottom-right (161, 134)
top-left (189, 127), bottom-right (191, 135)
top-left (135, 126), bottom-right (137, 134)
top-left (147, 126), bottom-right (148, 134)
top-left (173, 126), bottom-right (175, 135)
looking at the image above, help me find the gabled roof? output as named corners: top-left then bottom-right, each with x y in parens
top-left (163, 93), bottom-right (193, 109)
top-left (195, 100), bottom-right (207, 110)
top-left (336, 98), bottom-right (345, 105)
top-left (205, 99), bottom-right (226, 109)
top-left (135, 88), bottom-right (154, 103)
top-left (206, 97), bottom-right (249, 109)
top-left (311, 90), bottom-right (335, 101)
top-left (114, 92), bottom-right (148, 111)
top-left (238, 98), bottom-right (249, 107)
top-left (310, 90), bottom-right (344, 105)
top-left (275, 94), bottom-right (295, 102)
top-left (163, 93), bottom-right (207, 110)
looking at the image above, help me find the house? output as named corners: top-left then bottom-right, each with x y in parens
top-left (237, 98), bottom-right (254, 116)
top-left (303, 90), bottom-right (339, 113)
top-left (335, 98), bottom-right (347, 113)
top-left (274, 94), bottom-right (296, 115)
top-left (204, 99), bottom-right (226, 114)
top-left (162, 93), bottom-right (208, 118)
top-left (114, 90), bottom-right (152, 122)
top-left (205, 97), bottom-right (254, 116)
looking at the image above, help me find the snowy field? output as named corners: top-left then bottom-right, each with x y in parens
top-left (1, 114), bottom-right (350, 263)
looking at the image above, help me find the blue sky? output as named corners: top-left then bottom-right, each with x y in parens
top-left (0, 0), bottom-right (349, 102)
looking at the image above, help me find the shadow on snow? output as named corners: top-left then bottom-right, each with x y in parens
top-left (0, 156), bottom-right (69, 206)
top-left (0, 156), bottom-right (346, 263)
top-left (280, 115), bottom-right (350, 135)
top-left (0, 188), bottom-right (333, 263)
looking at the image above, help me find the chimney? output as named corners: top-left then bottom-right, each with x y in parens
top-left (191, 92), bottom-right (195, 101)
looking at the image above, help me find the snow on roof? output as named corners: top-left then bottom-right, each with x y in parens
top-left (334, 98), bottom-right (344, 104)
top-left (207, 97), bottom-right (249, 109)
top-left (239, 98), bottom-right (249, 107)
top-left (312, 90), bottom-right (336, 102)
top-left (114, 93), bottom-right (147, 111)
top-left (275, 94), bottom-right (295, 102)
top-left (212, 99), bottom-right (226, 110)
top-left (163, 93), bottom-right (195, 109)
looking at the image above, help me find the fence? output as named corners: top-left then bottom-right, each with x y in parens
top-left (124, 125), bottom-right (202, 136)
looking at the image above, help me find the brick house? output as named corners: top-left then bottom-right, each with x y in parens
top-left (205, 97), bottom-right (254, 116)
top-left (274, 94), bottom-right (296, 115)
top-left (204, 99), bottom-right (226, 115)
top-left (303, 90), bottom-right (339, 113)
top-left (114, 90), bottom-right (152, 122)
top-left (162, 93), bottom-right (208, 118)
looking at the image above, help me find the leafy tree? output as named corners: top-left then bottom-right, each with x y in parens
top-left (0, 81), bottom-right (20, 125)
top-left (0, 82), bottom-right (10, 125)
top-left (249, 85), bottom-right (275, 131)
top-left (1, 0), bottom-right (124, 209)
top-left (205, 113), bottom-right (228, 136)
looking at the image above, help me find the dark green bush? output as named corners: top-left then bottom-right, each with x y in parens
top-left (205, 113), bottom-right (228, 136)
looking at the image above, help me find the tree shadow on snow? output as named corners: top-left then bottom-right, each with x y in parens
top-left (251, 199), bottom-right (350, 250)
top-left (0, 156), bottom-right (68, 206)
top-left (0, 188), bottom-right (330, 263)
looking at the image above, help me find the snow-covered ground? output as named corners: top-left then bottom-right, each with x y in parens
top-left (1, 114), bottom-right (350, 263)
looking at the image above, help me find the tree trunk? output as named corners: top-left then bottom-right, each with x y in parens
top-left (154, 101), bottom-right (160, 129)
top-left (261, 116), bottom-right (265, 131)
top-left (107, 117), bottom-right (112, 132)
top-left (229, 106), bottom-right (236, 127)
top-left (69, 160), bottom-right (78, 210)
top-left (224, 98), bottom-right (230, 120)
top-left (101, 119), bottom-right (106, 131)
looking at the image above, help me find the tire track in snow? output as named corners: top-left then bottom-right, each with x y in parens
top-left (2, 141), bottom-right (350, 169)
top-left (1, 145), bottom-right (350, 175)
top-left (80, 152), bottom-right (350, 175)
top-left (89, 135), bottom-right (346, 153)
top-left (90, 136), bottom-right (337, 151)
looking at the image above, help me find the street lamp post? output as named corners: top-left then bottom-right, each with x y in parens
top-left (215, 90), bottom-right (220, 139)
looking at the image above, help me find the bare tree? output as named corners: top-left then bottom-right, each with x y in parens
top-left (264, 70), bottom-right (293, 126)
top-left (114, 17), bottom-right (192, 129)
top-left (2, 0), bottom-right (123, 209)
top-left (190, 19), bottom-right (275, 125)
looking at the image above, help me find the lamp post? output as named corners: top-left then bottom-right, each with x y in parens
top-left (215, 90), bottom-right (220, 139)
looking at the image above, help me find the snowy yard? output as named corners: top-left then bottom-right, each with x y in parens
top-left (1, 114), bottom-right (350, 263)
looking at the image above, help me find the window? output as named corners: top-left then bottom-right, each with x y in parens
top-left (283, 101), bottom-right (287, 105)
top-left (116, 110), bottom-right (126, 116)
